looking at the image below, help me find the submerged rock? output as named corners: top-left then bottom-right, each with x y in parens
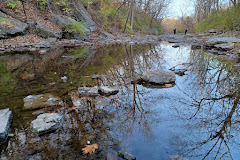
top-left (31, 113), bottom-right (64, 134)
top-left (142, 70), bottom-right (176, 84)
top-left (23, 93), bottom-right (61, 110)
top-left (169, 155), bottom-right (189, 160)
top-left (0, 108), bottom-right (12, 143)
top-left (118, 151), bottom-right (136, 160)
top-left (98, 86), bottom-right (119, 96)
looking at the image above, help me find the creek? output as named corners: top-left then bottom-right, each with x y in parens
top-left (0, 42), bottom-right (240, 160)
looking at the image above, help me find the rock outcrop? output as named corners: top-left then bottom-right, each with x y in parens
top-left (204, 37), bottom-right (240, 51)
top-left (0, 108), bottom-right (12, 143)
top-left (31, 113), bottom-right (64, 134)
top-left (70, 1), bottom-right (96, 32)
top-left (50, 14), bottom-right (89, 39)
top-left (0, 11), bottom-right (28, 38)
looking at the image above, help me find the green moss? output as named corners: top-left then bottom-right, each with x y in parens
top-left (0, 17), bottom-right (13, 28)
top-left (64, 21), bottom-right (86, 35)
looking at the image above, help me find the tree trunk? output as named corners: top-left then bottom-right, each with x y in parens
top-left (130, 0), bottom-right (135, 31)
top-left (19, 0), bottom-right (27, 21)
top-left (123, 10), bottom-right (131, 33)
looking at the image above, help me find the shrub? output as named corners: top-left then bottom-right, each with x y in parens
top-left (7, 0), bottom-right (22, 12)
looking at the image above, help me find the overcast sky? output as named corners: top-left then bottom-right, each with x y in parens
top-left (167, 0), bottom-right (195, 18)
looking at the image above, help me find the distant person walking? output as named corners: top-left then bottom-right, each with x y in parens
top-left (185, 29), bottom-right (188, 35)
top-left (174, 28), bottom-right (176, 34)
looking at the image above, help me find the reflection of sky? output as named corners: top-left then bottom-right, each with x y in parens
top-left (167, 0), bottom-right (195, 18)
top-left (118, 43), bottom-right (240, 160)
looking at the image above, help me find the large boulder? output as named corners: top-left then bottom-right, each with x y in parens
top-left (23, 93), bottom-right (61, 110)
top-left (0, 11), bottom-right (28, 38)
top-left (31, 113), bottom-right (64, 134)
top-left (142, 70), bottom-right (176, 84)
top-left (50, 14), bottom-right (90, 39)
top-left (36, 22), bottom-right (62, 39)
top-left (0, 108), bottom-right (12, 143)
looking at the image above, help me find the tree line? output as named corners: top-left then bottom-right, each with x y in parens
top-left (195, 0), bottom-right (240, 22)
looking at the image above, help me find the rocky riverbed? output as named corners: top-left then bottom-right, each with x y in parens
top-left (1, 30), bottom-right (240, 60)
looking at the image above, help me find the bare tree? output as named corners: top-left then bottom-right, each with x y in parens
top-left (123, 0), bottom-right (171, 32)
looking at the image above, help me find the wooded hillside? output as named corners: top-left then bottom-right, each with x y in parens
top-left (0, 0), bottom-right (170, 40)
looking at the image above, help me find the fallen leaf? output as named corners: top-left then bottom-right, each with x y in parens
top-left (68, 106), bottom-right (80, 112)
top-left (82, 144), bottom-right (98, 154)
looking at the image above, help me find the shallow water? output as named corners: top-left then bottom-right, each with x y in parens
top-left (0, 43), bottom-right (240, 160)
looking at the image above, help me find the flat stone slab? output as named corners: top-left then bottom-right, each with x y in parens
top-left (214, 43), bottom-right (235, 51)
top-left (205, 37), bottom-right (240, 46)
top-left (23, 93), bottom-right (61, 110)
top-left (31, 113), bottom-right (64, 134)
top-left (78, 86), bottom-right (99, 96)
top-left (98, 86), bottom-right (119, 96)
top-left (142, 70), bottom-right (176, 84)
top-left (0, 108), bottom-right (12, 143)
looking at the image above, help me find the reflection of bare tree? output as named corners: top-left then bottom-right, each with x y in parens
top-left (172, 49), bottom-right (240, 159)
top-left (100, 44), bottom-right (164, 142)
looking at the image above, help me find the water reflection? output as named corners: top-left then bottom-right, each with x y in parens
top-left (0, 43), bottom-right (240, 159)
top-left (174, 49), bottom-right (240, 160)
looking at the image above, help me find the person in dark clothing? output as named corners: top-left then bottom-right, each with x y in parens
top-left (174, 28), bottom-right (176, 34)
top-left (185, 29), bottom-right (188, 35)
